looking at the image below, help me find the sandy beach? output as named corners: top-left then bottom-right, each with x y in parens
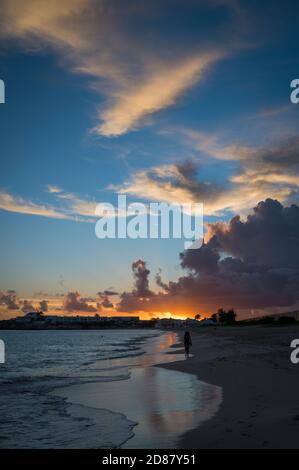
top-left (160, 325), bottom-right (299, 449)
top-left (53, 331), bottom-right (222, 449)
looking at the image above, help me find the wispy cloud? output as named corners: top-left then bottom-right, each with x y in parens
top-left (174, 128), bottom-right (254, 161)
top-left (113, 134), bottom-right (299, 215)
top-left (0, 191), bottom-right (72, 220)
top-left (0, 0), bottom-right (242, 136)
top-left (46, 185), bottom-right (63, 194)
top-left (253, 104), bottom-right (292, 119)
top-left (0, 188), bottom-right (97, 221)
top-left (54, 191), bottom-right (97, 218)
top-left (95, 52), bottom-right (223, 136)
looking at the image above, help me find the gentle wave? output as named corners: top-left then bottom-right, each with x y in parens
top-left (0, 329), bottom-right (159, 448)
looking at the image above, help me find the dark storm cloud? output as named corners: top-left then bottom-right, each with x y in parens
top-left (118, 199), bottom-right (299, 314)
top-left (98, 290), bottom-right (119, 296)
top-left (101, 296), bottom-right (114, 309)
top-left (97, 290), bottom-right (118, 309)
top-left (206, 199), bottom-right (299, 269)
top-left (64, 291), bottom-right (97, 312)
top-left (177, 198), bottom-right (299, 308)
top-left (131, 259), bottom-right (153, 298)
top-left (155, 269), bottom-right (170, 292)
top-left (180, 240), bottom-right (220, 274)
top-left (118, 260), bottom-right (154, 312)
top-left (0, 290), bottom-right (19, 310)
top-left (39, 300), bottom-right (48, 312)
top-left (21, 300), bottom-right (36, 313)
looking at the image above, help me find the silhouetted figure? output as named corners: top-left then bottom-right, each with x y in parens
top-left (184, 331), bottom-right (192, 358)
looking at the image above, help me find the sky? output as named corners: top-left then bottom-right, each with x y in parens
top-left (0, 0), bottom-right (299, 319)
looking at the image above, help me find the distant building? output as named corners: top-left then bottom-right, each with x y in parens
top-left (199, 318), bottom-right (218, 326)
top-left (111, 316), bottom-right (139, 323)
top-left (186, 318), bottom-right (201, 327)
top-left (15, 314), bottom-right (140, 325)
top-left (155, 317), bottom-right (204, 329)
top-left (20, 311), bottom-right (43, 322)
top-left (155, 318), bottom-right (186, 329)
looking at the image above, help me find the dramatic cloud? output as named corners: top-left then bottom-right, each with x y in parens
top-left (205, 198), bottom-right (299, 269)
top-left (97, 290), bottom-right (118, 309)
top-left (115, 135), bottom-right (299, 215)
top-left (180, 131), bottom-right (299, 198)
top-left (63, 291), bottom-right (97, 312)
top-left (21, 300), bottom-right (36, 313)
top-left (0, 290), bottom-right (19, 310)
top-left (98, 290), bottom-right (119, 297)
top-left (131, 260), bottom-right (153, 298)
top-left (100, 296), bottom-right (114, 309)
top-left (0, 0), bottom-right (242, 136)
top-left (118, 199), bottom-right (299, 316)
top-left (112, 161), bottom-right (224, 214)
top-left (118, 259), bottom-right (154, 312)
top-left (39, 300), bottom-right (48, 312)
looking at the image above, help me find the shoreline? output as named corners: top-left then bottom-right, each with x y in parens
top-left (53, 330), bottom-right (222, 449)
top-left (159, 325), bottom-right (299, 449)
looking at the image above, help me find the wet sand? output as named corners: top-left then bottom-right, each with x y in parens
top-left (55, 332), bottom-right (222, 448)
top-left (160, 325), bottom-right (299, 449)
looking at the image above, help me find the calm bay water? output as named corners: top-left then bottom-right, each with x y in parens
top-left (0, 330), bottom-right (222, 448)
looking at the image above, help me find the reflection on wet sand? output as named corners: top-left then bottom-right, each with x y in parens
top-left (56, 332), bottom-right (222, 448)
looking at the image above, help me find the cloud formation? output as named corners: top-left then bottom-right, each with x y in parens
top-left (98, 290), bottom-right (118, 297)
top-left (0, 0), bottom-right (240, 136)
top-left (118, 259), bottom-right (153, 312)
top-left (100, 296), bottom-right (114, 309)
top-left (118, 199), bottom-right (299, 316)
top-left (96, 52), bottom-right (222, 136)
top-left (112, 160), bottom-right (224, 214)
top-left (39, 300), bottom-right (48, 312)
top-left (0, 290), bottom-right (19, 310)
top-left (64, 291), bottom-right (97, 312)
top-left (115, 135), bottom-right (299, 215)
top-left (0, 187), bottom-right (97, 221)
top-left (0, 191), bottom-right (72, 220)
top-left (205, 198), bottom-right (299, 269)
top-left (21, 300), bottom-right (36, 313)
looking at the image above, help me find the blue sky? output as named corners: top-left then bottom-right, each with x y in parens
top-left (0, 0), bottom-right (299, 317)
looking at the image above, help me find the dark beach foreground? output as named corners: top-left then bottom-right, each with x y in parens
top-left (160, 325), bottom-right (299, 449)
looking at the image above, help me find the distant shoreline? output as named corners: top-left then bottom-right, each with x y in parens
top-left (0, 324), bottom-right (155, 330)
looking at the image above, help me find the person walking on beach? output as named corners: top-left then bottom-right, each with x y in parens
top-left (184, 331), bottom-right (192, 358)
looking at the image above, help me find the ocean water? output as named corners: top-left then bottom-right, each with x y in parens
top-left (0, 330), bottom-right (222, 448)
